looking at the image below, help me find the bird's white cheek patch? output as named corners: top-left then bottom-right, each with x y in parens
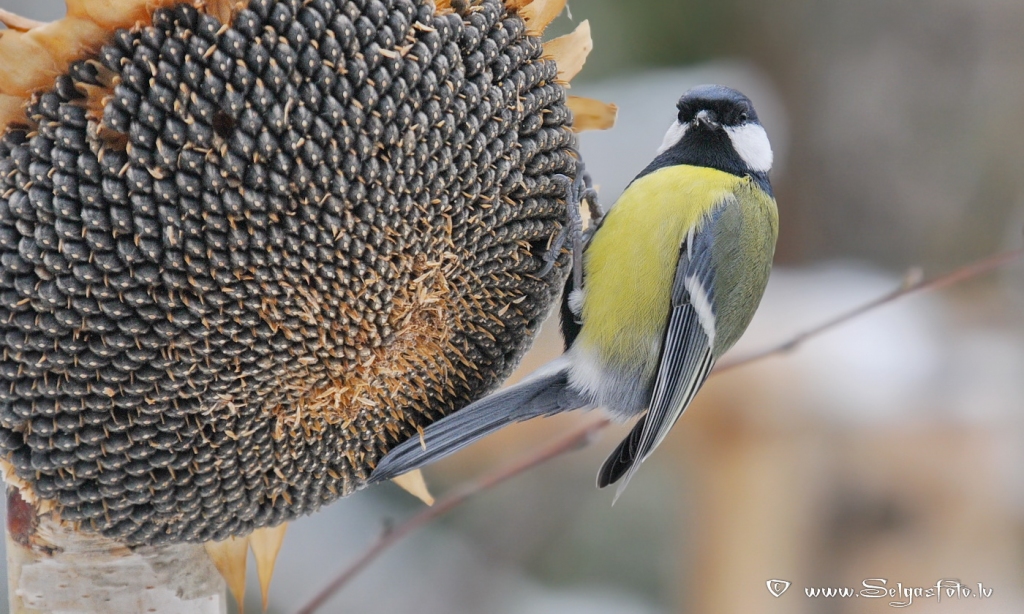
top-left (724, 123), bottom-right (773, 173)
top-left (657, 120), bottom-right (688, 154)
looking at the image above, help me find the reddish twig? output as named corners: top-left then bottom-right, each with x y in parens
top-left (297, 245), bottom-right (1024, 613)
top-left (294, 418), bottom-right (610, 614)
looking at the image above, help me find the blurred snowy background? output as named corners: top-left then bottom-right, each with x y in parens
top-left (4, 0), bottom-right (1024, 612)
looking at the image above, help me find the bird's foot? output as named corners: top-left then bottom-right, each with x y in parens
top-left (541, 163), bottom-right (600, 284)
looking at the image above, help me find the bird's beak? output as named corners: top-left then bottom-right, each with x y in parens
top-left (693, 109), bottom-right (718, 128)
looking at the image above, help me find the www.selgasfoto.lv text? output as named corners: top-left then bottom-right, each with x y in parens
top-left (802, 579), bottom-right (993, 607)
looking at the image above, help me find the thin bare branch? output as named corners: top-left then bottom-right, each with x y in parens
top-left (293, 418), bottom-right (610, 614)
top-left (298, 245), bottom-right (1024, 612)
top-left (716, 246), bottom-right (1024, 373)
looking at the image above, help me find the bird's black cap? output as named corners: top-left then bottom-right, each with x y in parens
top-left (676, 84), bottom-right (760, 127)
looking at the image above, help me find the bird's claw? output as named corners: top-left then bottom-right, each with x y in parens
top-left (539, 223), bottom-right (569, 277)
top-left (541, 163), bottom-right (600, 288)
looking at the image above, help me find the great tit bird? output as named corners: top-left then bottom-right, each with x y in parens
top-left (371, 84), bottom-right (779, 496)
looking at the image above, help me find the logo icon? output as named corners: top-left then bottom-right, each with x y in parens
top-left (766, 579), bottom-right (791, 598)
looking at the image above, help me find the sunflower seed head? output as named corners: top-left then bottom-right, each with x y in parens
top-left (0, 0), bottom-right (575, 546)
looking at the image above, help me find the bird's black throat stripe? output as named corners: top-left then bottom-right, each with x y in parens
top-left (633, 126), bottom-right (773, 197)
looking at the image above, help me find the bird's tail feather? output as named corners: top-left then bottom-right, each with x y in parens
top-left (596, 415), bottom-right (645, 490)
top-left (369, 360), bottom-right (588, 483)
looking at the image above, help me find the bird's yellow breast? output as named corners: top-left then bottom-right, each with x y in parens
top-left (578, 165), bottom-right (743, 370)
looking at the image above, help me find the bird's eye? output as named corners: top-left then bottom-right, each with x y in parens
top-left (739, 112), bottom-right (749, 122)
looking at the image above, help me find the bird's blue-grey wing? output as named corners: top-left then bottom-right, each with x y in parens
top-left (370, 359), bottom-right (590, 483)
top-left (597, 204), bottom-right (724, 493)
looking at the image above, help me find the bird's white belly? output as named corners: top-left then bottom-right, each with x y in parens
top-left (566, 336), bottom-right (661, 420)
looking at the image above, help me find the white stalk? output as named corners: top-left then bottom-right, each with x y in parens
top-left (6, 488), bottom-right (226, 614)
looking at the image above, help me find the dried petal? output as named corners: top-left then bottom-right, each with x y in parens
top-left (543, 19), bottom-right (592, 84)
top-left (518, 0), bottom-right (567, 35)
top-left (250, 523), bottom-right (288, 610)
top-left (567, 95), bottom-right (618, 132)
top-left (392, 469), bottom-right (435, 506)
top-left (205, 536), bottom-right (249, 613)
